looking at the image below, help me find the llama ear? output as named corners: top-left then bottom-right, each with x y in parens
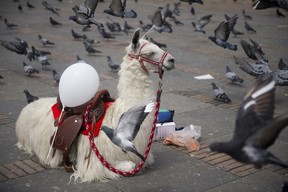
top-left (131, 28), bottom-right (140, 51)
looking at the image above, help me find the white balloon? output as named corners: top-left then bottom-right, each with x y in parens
top-left (59, 63), bottom-right (99, 107)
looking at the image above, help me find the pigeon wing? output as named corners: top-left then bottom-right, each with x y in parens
top-left (82, 0), bottom-right (99, 17)
top-left (234, 74), bottom-right (276, 140)
top-left (214, 21), bottom-right (230, 42)
top-left (240, 40), bottom-right (257, 60)
top-left (152, 9), bottom-right (163, 27)
top-left (234, 56), bottom-right (255, 76)
top-left (109, 0), bottom-right (124, 14)
top-left (198, 14), bottom-right (212, 28)
top-left (115, 99), bottom-right (154, 141)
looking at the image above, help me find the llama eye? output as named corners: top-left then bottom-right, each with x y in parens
top-left (143, 52), bottom-right (155, 57)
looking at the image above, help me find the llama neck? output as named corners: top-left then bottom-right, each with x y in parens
top-left (117, 56), bottom-right (156, 104)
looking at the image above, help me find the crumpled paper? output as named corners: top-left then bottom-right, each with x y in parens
top-left (163, 124), bottom-right (201, 152)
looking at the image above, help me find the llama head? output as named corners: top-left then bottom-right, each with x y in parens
top-left (126, 28), bottom-right (175, 73)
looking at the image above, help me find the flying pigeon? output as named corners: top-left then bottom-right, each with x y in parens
top-left (104, 0), bottom-right (137, 18)
top-left (49, 17), bottom-right (62, 26)
top-left (233, 56), bottom-right (272, 78)
top-left (151, 7), bottom-right (173, 33)
top-left (224, 14), bottom-right (244, 37)
top-left (211, 82), bottom-right (232, 103)
top-left (225, 66), bottom-right (244, 84)
top-left (24, 90), bottom-right (39, 103)
top-left (83, 41), bottom-right (102, 55)
top-left (191, 14), bottom-right (212, 34)
top-left (252, 0), bottom-right (288, 10)
top-left (101, 99), bottom-right (155, 161)
top-left (240, 39), bottom-right (267, 63)
top-left (209, 73), bottom-right (288, 169)
top-left (52, 69), bottom-right (61, 84)
top-left (245, 21), bottom-right (256, 33)
top-left (38, 35), bottom-right (55, 46)
top-left (149, 38), bottom-right (167, 49)
top-left (242, 10), bottom-right (253, 20)
top-left (23, 61), bottom-right (39, 76)
top-left (208, 21), bottom-right (237, 51)
top-left (106, 56), bottom-right (120, 72)
top-left (275, 58), bottom-right (288, 86)
top-left (69, 0), bottom-right (99, 26)
top-left (4, 18), bottom-right (18, 29)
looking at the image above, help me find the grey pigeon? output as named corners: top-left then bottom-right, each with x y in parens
top-left (208, 21), bottom-right (237, 51)
top-left (190, 6), bottom-right (195, 15)
top-left (1, 38), bottom-right (28, 55)
top-left (275, 58), bottom-right (288, 86)
top-left (52, 69), bottom-right (61, 84)
top-left (4, 18), bottom-right (18, 29)
top-left (124, 20), bottom-right (134, 31)
top-left (149, 38), bottom-right (167, 49)
top-left (225, 66), bottom-right (244, 84)
top-left (69, 0), bottom-right (99, 26)
top-left (104, 0), bottom-right (137, 18)
top-left (101, 99), bottom-right (155, 161)
top-left (224, 14), bottom-right (244, 37)
top-left (172, 2), bottom-right (181, 16)
top-left (180, 0), bottom-right (203, 4)
top-left (245, 21), bottom-right (256, 33)
top-left (240, 39), bottom-right (267, 63)
top-left (233, 56), bottom-right (272, 78)
top-left (24, 90), bottom-right (39, 104)
top-left (171, 15), bottom-right (184, 26)
top-left (31, 46), bottom-right (51, 57)
top-left (151, 7), bottom-right (173, 33)
top-left (83, 41), bottom-right (102, 55)
top-left (71, 29), bottom-right (86, 40)
top-left (107, 56), bottom-right (120, 72)
top-left (252, 0), bottom-right (288, 10)
top-left (37, 54), bottom-right (50, 69)
top-left (192, 14), bottom-right (212, 34)
top-left (97, 23), bottom-right (115, 40)
top-left (42, 1), bottom-right (59, 15)
top-left (242, 10), bottom-right (253, 20)
top-left (38, 35), bottom-right (55, 46)
top-left (49, 17), bottom-right (62, 26)
top-left (209, 73), bottom-right (288, 169)
top-left (23, 61), bottom-right (39, 76)
top-left (211, 82), bottom-right (232, 103)
top-left (139, 20), bottom-right (152, 32)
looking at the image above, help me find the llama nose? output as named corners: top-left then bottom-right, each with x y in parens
top-left (168, 58), bottom-right (175, 64)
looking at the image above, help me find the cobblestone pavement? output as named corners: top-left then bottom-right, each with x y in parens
top-left (0, 0), bottom-right (288, 191)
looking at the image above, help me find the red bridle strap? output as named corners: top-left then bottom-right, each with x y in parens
top-left (128, 42), bottom-right (168, 74)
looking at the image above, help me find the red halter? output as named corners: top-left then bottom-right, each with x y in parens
top-left (128, 42), bottom-right (168, 76)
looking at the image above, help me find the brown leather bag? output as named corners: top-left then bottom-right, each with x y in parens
top-left (51, 89), bottom-right (114, 172)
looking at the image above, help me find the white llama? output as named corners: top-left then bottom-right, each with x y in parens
top-left (15, 28), bottom-right (175, 182)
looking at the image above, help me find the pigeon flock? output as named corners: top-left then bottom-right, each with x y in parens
top-left (0, 0), bottom-right (288, 171)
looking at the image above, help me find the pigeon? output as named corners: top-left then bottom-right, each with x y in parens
top-left (245, 21), bottom-right (256, 33)
top-left (0, 75), bottom-right (3, 79)
top-left (23, 61), bottom-right (39, 76)
top-left (224, 14), bottom-right (244, 37)
top-left (240, 39), bottom-right (267, 63)
top-left (275, 58), bottom-right (288, 86)
top-left (149, 38), bottom-right (167, 49)
top-left (24, 90), bottom-right (39, 104)
top-left (225, 66), bottom-right (244, 84)
top-left (139, 20), bottom-right (152, 32)
top-left (124, 20), bottom-right (134, 31)
top-left (18, 4), bottom-right (23, 12)
top-left (104, 0), bottom-right (137, 18)
top-left (192, 14), bottom-right (212, 34)
top-left (83, 35), bottom-right (100, 45)
top-left (27, 1), bottom-right (35, 8)
top-left (180, 0), bottom-right (203, 4)
top-left (242, 10), bottom-right (253, 20)
top-left (209, 73), bottom-right (288, 169)
top-left (49, 17), bottom-right (62, 26)
top-left (42, 1), bottom-right (59, 15)
top-left (208, 21), bottom-right (237, 51)
top-left (171, 15), bottom-right (184, 26)
top-left (151, 7), bottom-right (173, 33)
top-left (101, 99), bottom-right (155, 161)
top-left (4, 18), bottom-right (18, 29)
top-left (211, 82), bottom-right (232, 103)
top-left (69, 0), bottom-right (99, 26)
top-left (76, 55), bottom-right (85, 63)
top-left (233, 56), bottom-right (272, 78)
top-left (190, 6), bottom-right (195, 15)
top-left (252, 0), bottom-right (288, 10)
top-left (31, 46), bottom-right (51, 57)
top-left (38, 35), bottom-right (55, 46)
top-left (52, 69), bottom-right (61, 84)
top-left (172, 2), bottom-right (181, 16)
top-left (97, 23), bottom-right (115, 40)
top-left (1, 39), bottom-right (28, 55)
top-left (83, 41), bottom-right (102, 55)
top-left (106, 56), bottom-right (120, 72)
top-left (276, 8), bottom-right (286, 17)
top-left (71, 29), bottom-right (86, 40)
